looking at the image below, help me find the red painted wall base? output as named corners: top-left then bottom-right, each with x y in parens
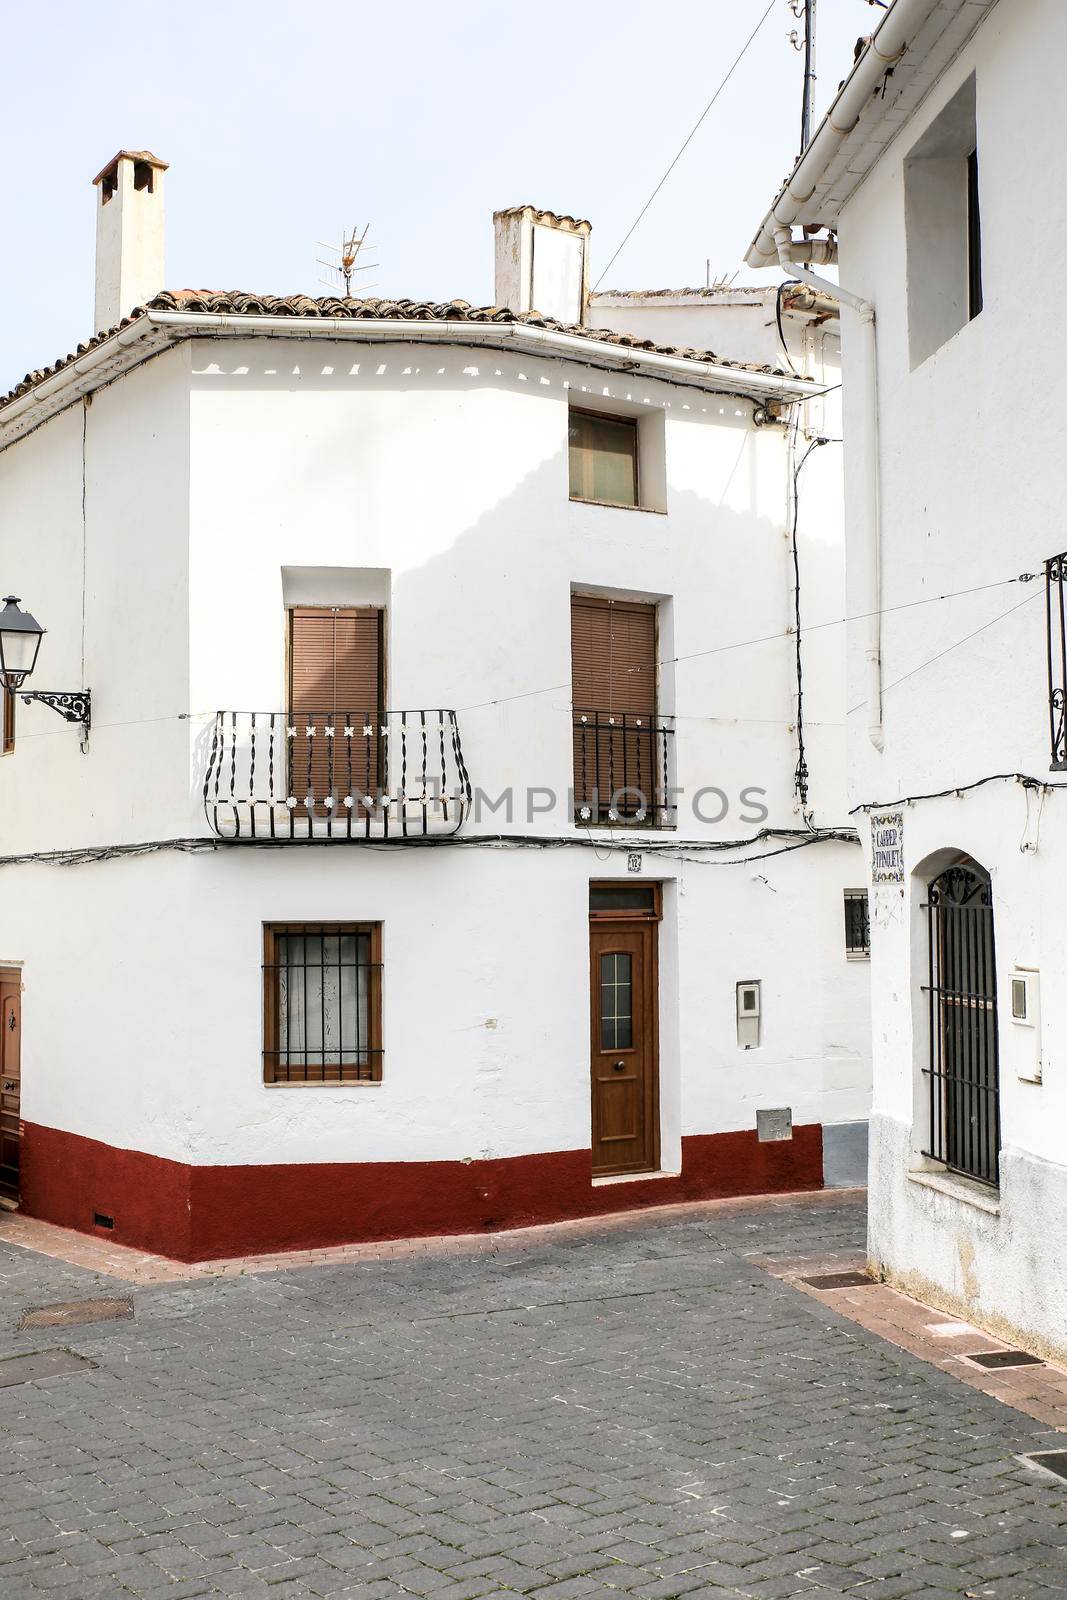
top-left (19, 1120), bottom-right (823, 1263)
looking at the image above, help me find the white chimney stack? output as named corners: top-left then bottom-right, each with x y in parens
top-left (92, 150), bottom-right (168, 331)
top-left (493, 205), bottom-right (591, 327)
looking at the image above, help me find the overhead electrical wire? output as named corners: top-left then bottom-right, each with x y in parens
top-left (592, 0), bottom-right (778, 291)
top-left (457, 570), bottom-right (1039, 714)
top-left (846, 588), bottom-right (1043, 717)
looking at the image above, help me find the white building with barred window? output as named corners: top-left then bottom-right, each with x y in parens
top-left (0, 155), bottom-right (869, 1261)
top-left (748, 0), bottom-right (1067, 1363)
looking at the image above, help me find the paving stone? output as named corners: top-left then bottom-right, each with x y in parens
top-left (2, 1197), bottom-right (1066, 1600)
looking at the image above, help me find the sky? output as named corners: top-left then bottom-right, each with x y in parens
top-left (1, 0), bottom-right (879, 389)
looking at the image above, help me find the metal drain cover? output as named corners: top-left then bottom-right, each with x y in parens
top-left (1021, 1451), bottom-right (1067, 1482)
top-left (965, 1349), bottom-right (1044, 1369)
top-left (18, 1297), bottom-right (133, 1331)
top-left (800, 1270), bottom-right (873, 1290)
top-left (0, 1349), bottom-right (96, 1386)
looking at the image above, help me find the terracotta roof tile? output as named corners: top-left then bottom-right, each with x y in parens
top-left (0, 290), bottom-right (795, 415)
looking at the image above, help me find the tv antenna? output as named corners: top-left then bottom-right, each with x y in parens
top-left (317, 224), bottom-right (378, 297)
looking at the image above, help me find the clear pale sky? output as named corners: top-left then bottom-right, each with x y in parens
top-left (2, 0), bottom-right (877, 389)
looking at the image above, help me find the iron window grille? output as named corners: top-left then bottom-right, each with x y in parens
top-left (263, 923), bottom-right (382, 1084)
top-left (1047, 552), bottom-right (1066, 770)
top-left (922, 864), bottom-right (1001, 1187)
top-left (843, 889), bottom-right (870, 958)
top-left (572, 709), bottom-right (675, 827)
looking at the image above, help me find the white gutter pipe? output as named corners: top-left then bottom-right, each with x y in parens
top-left (774, 228), bottom-right (884, 752)
top-left (748, 0), bottom-right (931, 268)
top-left (139, 312), bottom-right (819, 401)
top-left (0, 310), bottom-right (821, 453)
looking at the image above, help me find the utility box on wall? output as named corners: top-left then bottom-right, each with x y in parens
top-left (736, 980), bottom-right (761, 1049)
top-left (1010, 968), bottom-right (1043, 1083)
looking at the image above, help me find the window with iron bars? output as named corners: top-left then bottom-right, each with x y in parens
top-left (262, 923), bottom-right (382, 1084)
top-left (922, 864), bottom-right (1001, 1187)
top-left (843, 890), bottom-right (870, 959)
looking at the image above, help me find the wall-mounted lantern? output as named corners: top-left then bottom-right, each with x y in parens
top-left (0, 596), bottom-right (91, 751)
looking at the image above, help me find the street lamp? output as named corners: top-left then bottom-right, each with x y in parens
top-left (0, 595), bottom-right (91, 750)
top-left (0, 596), bottom-right (44, 689)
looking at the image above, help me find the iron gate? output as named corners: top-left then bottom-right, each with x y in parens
top-left (923, 863), bottom-right (1001, 1187)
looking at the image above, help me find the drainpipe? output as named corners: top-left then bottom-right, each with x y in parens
top-left (773, 227), bottom-right (884, 752)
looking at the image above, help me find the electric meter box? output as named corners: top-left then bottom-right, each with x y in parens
top-left (736, 980), bottom-right (761, 1049)
top-left (1010, 968), bottom-right (1042, 1083)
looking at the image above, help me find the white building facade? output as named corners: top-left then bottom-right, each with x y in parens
top-left (0, 166), bottom-right (870, 1261)
top-left (749, 0), bottom-right (1067, 1362)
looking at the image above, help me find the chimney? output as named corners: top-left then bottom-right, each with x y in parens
top-left (493, 205), bottom-right (591, 326)
top-left (91, 150), bottom-right (168, 331)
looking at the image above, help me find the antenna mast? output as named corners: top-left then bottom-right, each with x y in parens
top-left (789, 0), bottom-right (817, 155)
top-left (316, 225), bottom-right (378, 297)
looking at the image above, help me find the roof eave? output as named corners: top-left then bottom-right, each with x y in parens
top-left (0, 311), bottom-right (820, 453)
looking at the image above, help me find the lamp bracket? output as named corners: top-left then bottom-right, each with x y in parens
top-left (21, 690), bottom-right (92, 743)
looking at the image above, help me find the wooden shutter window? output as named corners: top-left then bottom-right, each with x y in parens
top-left (288, 607), bottom-right (383, 805)
top-left (571, 595), bottom-right (656, 718)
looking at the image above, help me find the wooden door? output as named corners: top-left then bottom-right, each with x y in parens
top-left (590, 921), bottom-right (658, 1175)
top-left (0, 970), bottom-right (21, 1198)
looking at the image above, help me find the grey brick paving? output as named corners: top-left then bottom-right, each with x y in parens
top-left (1, 1199), bottom-right (1065, 1597)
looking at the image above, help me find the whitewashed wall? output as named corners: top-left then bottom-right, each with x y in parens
top-left (0, 332), bottom-right (869, 1176)
top-left (835, 0), bottom-right (1067, 1357)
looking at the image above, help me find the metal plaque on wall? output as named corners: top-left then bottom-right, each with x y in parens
top-left (756, 1107), bottom-right (793, 1143)
top-left (871, 809), bottom-right (904, 884)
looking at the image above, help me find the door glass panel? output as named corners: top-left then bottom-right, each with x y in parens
top-left (600, 951), bottom-right (633, 1050)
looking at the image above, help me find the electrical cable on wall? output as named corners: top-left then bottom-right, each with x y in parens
top-left (0, 825), bottom-right (861, 872)
top-left (789, 431), bottom-right (830, 813)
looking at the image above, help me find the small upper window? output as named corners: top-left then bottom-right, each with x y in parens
top-left (569, 409), bottom-right (638, 508)
top-left (904, 75), bottom-right (982, 368)
top-left (844, 890), bottom-right (870, 959)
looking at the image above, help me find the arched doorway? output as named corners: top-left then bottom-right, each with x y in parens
top-left (924, 861), bottom-right (1000, 1186)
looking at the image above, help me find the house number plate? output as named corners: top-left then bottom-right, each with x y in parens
top-left (627, 853), bottom-right (643, 874)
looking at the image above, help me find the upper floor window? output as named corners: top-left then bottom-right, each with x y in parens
top-left (904, 75), bottom-right (982, 368)
top-left (843, 889), bottom-right (870, 959)
top-left (569, 409), bottom-right (638, 508)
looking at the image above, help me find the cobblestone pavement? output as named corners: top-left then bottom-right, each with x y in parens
top-left (1, 1195), bottom-right (1065, 1598)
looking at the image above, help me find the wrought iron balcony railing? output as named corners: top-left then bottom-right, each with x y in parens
top-left (1047, 552), bottom-right (1067, 770)
top-left (572, 709), bottom-right (675, 827)
top-left (204, 709), bottom-right (472, 840)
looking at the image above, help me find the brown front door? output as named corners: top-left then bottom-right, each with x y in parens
top-left (0, 969), bottom-right (21, 1198)
top-left (590, 918), bottom-right (658, 1176)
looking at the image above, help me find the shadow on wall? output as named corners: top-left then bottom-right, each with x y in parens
top-left (186, 342), bottom-right (843, 831)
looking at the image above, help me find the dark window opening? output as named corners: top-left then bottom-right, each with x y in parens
top-left (967, 147), bottom-right (983, 321)
top-left (133, 161), bottom-right (154, 193)
top-left (2, 688), bottom-right (14, 755)
top-left (844, 889), bottom-right (870, 958)
top-left (589, 884), bottom-right (659, 915)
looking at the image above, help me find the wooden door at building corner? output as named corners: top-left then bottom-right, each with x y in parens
top-left (0, 969), bottom-right (21, 1199)
top-left (590, 921), bottom-right (658, 1176)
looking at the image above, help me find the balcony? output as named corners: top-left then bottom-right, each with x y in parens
top-left (1048, 552), bottom-right (1066, 770)
top-left (204, 709), bottom-right (472, 841)
top-left (572, 709), bottom-right (675, 827)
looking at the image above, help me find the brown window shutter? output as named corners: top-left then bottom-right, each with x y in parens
top-left (571, 596), bottom-right (656, 717)
top-left (289, 608), bottom-right (383, 803)
top-left (571, 596), bottom-right (658, 822)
